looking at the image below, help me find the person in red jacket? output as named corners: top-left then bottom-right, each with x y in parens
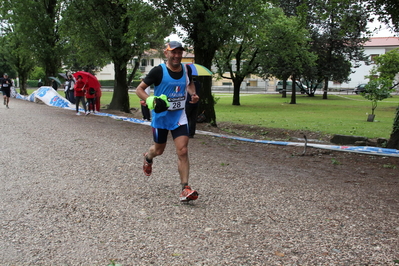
top-left (86, 87), bottom-right (96, 114)
top-left (74, 75), bottom-right (88, 115)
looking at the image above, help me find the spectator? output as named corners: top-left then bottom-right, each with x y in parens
top-left (139, 81), bottom-right (151, 121)
top-left (51, 79), bottom-right (58, 91)
top-left (66, 75), bottom-right (76, 104)
top-left (86, 87), bottom-right (96, 114)
top-left (94, 86), bottom-right (102, 112)
top-left (185, 77), bottom-right (200, 138)
top-left (74, 75), bottom-right (88, 115)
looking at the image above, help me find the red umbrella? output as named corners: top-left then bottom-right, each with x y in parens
top-left (73, 71), bottom-right (101, 89)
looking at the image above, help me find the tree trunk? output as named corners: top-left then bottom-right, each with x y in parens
top-left (387, 107), bottom-right (399, 149)
top-left (322, 77), bottom-right (328, 99)
top-left (232, 77), bottom-right (245, 106)
top-left (194, 45), bottom-right (217, 126)
top-left (282, 79), bottom-right (287, 98)
top-left (109, 62), bottom-right (130, 113)
top-left (197, 76), bottom-right (216, 126)
top-left (19, 73), bottom-right (28, 95)
top-left (290, 76), bottom-right (296, 104)
top-left (387, 130), bottom-right (399, 149)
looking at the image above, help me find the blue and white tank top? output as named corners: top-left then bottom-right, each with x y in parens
top-left (151, 63), bottom-right (188, 130)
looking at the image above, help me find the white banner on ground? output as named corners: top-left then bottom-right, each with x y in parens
top-left (34, 86), bottom-right (74, 109)
top-left (15, 86), bottom-right (74, 109)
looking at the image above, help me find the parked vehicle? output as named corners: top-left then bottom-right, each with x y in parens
top-left (275, 80), bottom-right (308, 94)
top-left (354, 83), bottom-right (367, 94)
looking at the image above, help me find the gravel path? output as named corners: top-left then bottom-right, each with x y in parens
top-left (1, 99), bottom-right (398, 265)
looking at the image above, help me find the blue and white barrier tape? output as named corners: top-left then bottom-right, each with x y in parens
top-left (15, 88), bottom-right (399, 157)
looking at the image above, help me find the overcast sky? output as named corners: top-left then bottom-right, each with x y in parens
top-left (369, 20), bottom-right (396, 37)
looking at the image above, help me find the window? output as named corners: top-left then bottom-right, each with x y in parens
top-left (370, 54), bottom-right (379, 64)
top-left (141, 59), bottom-right (147, 67)
top-left (151, 59), bottom-right (154, 66)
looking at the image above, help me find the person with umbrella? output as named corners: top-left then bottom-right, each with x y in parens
top-left (72, 71), bottom-right (101, 112)
top-left (63, 74), bottom-right (76, 104)
top-left (73, 75), bottom-right (88, 115)
top-left (51, 79), bottom-right (58, 91)
top-left (135, 41), bottom-right (200, 202)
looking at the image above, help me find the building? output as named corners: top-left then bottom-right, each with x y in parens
top-left (329, 37), bottom-right (399, 89)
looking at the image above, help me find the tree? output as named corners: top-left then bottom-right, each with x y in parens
top-left (364, 0), bottom-right (399, 148)
top-left (258, 14), bottom-right (316, 104)
top-left (275, 0), bottom-right (370, 98)
top-left (368, 49), bottom-right (399, 148)
top-left (372, 48), bottom-right (399, 81)
top-left (0, 1), bottom-right (38, 94)
top-left (7, 0), bottom-right (64, 86)
top-left (151, 0), bottom-right (257, 126)
top-left (61, 0), bottom-right (172, 113)
top-left (360, 78), bottom-right (395, 122)
top-left (367, 0), bottom-right (399, 33)
top-left (1, 32), bottom-right (36, 95)
top-left (213, 4), bottom-right (285, 106)
top-left (315, 1), bottom-right (369, 99)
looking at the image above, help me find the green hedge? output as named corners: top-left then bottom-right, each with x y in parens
top-left (27, 79), bottom-right (142, 88)
top-left (98, 80), bottom-right (143, 88)
top-left (99, 80), bottom-right (114, 87)
top-left (27, 80), bottom-right (41, 88)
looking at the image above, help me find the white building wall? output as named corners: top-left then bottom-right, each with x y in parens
top-left (96, 63), bottom-right (115, 81)
top-left (328, 46), bottom-right (397, 89)
top-left (95, 58), bottom-right (165, 81)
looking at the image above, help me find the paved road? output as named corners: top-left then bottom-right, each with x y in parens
top-left (0, 99), bottom-right (398, 265)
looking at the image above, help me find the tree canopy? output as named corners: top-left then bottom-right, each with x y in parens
top-left (275, 0), bottom-right (370, 98)
top-left (258, 13), bottom-right (316, 103)
top-left (151, 0), bottom-right (260, 125)
top-left (60, 0), bottom-right (173, 112)
top-left (0, 0), bottom-right (63, 93)
top-left (213, 4), bottom-right (296, 105)
top-left (367, 0), bottom-right (399, 33)
top-left (368, 49), bottom-right (399, 148)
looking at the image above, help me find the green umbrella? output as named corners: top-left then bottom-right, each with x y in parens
top-left (49, 76), bottom-right (61, 85)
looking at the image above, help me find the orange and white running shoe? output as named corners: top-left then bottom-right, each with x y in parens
top-left (179, 186), bottom-right (198, 202)
top-left (143, 153), bottom-right (152, 176)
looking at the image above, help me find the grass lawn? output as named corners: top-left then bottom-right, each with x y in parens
top-left (213, 93), bottom-right (399, 139)
top-left (26, 89), bottom-right (399, 139)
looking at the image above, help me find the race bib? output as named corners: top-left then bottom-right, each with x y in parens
top-left (168, 96), bottom-right (185, 111)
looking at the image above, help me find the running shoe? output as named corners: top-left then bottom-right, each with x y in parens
top-left (76, 112), bottom-right (81, 115)
top-left (179, 186), bottom-right (198, 202)
top-left (143, 153), bottom-right (152, 176)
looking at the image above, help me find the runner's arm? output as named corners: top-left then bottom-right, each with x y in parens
top-left (136, 66), bottom-right (162, 100)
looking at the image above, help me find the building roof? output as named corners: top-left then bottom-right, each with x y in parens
top-left (364, 37), bottom-right (399, 47)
